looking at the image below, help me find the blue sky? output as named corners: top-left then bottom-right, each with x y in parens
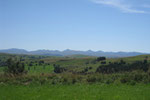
top-left (0, 0), bottom-right (150, 52)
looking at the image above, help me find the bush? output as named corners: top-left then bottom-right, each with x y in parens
top-left (72, 78), bottom-right (77, 84)
top-left (53, 64), bottom-right (66, 73)
top-left (96, 57), bottom-right (106, 62)
top-left (101, 61), bottom-right (106, 64)
top-left (4, 58), bottom-right (26, 75)
top-left (96, 60), bottom-right (149, 74)
top-left (39, 60), bottom-right (44, 65)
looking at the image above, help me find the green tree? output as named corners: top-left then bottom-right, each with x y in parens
top-left (5, 58), bottom-right (26, 75)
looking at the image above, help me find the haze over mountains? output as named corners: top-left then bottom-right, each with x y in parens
top-left (0, 48), bottom-right (148, 58)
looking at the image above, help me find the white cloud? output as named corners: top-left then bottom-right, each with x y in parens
top-left (92, 0), bottom-right (147, 13)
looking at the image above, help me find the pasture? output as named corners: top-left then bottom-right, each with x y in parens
top-left (0, 53), bottom-right (150, 100)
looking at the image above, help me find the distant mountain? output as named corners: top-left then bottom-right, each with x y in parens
top-left (0, 48), bottom-right (28, 54)
top-left (0, 48), bottom-right (148, 58)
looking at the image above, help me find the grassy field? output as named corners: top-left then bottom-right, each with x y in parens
top-left (0, 53), bottom-right (150, 75)
top-left (0, 84), bottom-right (150, 100)
top-left (25, 65), bottom-right (54, 75)
top-left (0, 53), bottom-right (150, 100)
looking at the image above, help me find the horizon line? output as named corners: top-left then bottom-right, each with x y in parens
top-left (0, 48), bottom-right (149, 53)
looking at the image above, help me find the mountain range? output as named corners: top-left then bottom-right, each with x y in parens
top-left (0, 48), bottom-right (148, 58)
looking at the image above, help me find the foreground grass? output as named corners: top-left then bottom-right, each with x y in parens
top-left (0, 84), bottom-right (150, 100)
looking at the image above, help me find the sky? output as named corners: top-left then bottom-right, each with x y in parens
top-left (0, 0), bottom-right (150, 52)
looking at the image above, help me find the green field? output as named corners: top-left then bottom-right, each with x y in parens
top-left (0, 84), bottom-right (150, 100)
top-left (0, 53), bottom-right (150, 100)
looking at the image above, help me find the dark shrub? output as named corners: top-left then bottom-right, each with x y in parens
top-left (120, 77), bottom-right (128, 83)
top-left (5, 58), bottom-right (26, 75)
top-left (89, 67), bottom-right (92, 70)
top-left (84, 67), bottom-right (88, 72)
top-left (101, 61), bottom-right (106, 64)
top-left (96, 57), bottom-right (106, 62)
top-left (133, 73), bottom-right (143, 82)
top-left (39, 60), bottom-right (44, 65)
top-left (53, 64), bottom-right (66, 73)
top-left (72, 78), bottom-right (77, 84)
top-left (85, 61), bottom-right (89, 65)
top-left (96, 60), bottom-right (149, 74)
